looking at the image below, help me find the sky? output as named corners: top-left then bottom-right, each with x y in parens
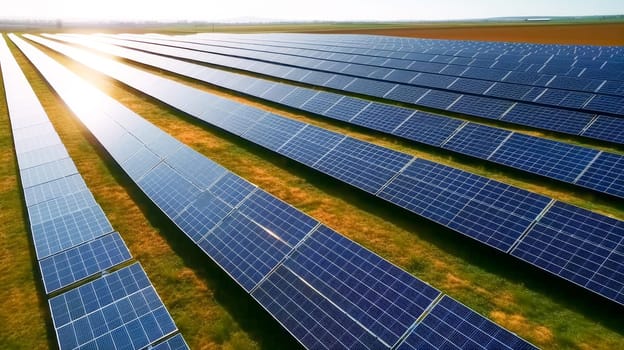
top-left (3, 0), bottom-right (624, 22)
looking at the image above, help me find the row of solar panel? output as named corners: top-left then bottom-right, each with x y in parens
top-left (54, 33), bottom-right (623, 199)
top-left (15, 33), bottom-right (538, 350)
top-left (207, 33), bottom-right (624, 83)
top-left (34, 34), bottom-right (624, 308)
top-left (2, 35), bottom-right (188, 350)
top-left (156, 34), bottom-right (624, 99)
top-left (83, 34), bottom-right (624, 144)
top-left (250, 33), bottom-right (624, 66)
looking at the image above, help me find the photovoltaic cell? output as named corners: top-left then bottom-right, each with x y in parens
top-left (379, 158), bottom-right (550, 252)
top-left (137, 163), bottom-right (201, 219)
top-left (283, 225), bottom-right (440, 347)
top-left (242, 113), bottom-right (307, 151)
top-left (314, 137), bottom-right (413, 194)
top-left (151, 334), bottom-right (190, 350)
top-left (122, 146), bottom-right (162, 181)
top-left (489, 133), bottom-right (600, 183)
top-left (511, 202), bottom-right (624, 305)
top-left (324, 96), bottom-right (369, 122)
top-left (581, 115), bottom-right (624, 145)
top-left (416, 90), bottom-right (460, 110)
top-left (16, 143), bottom-right (69, 170)
top-left (277, 124), bottom-right (346, 166)
top-left (300, 91), bottom-right (343, 115)
top-left (39, 232), bottom-right (132, 294)
top-left (384, 85), bottom-right (429, 104)
top-left (164, 146), bottom-right (227, 190)
top-left (443, 123), bottom-right (511, 159)
top-left (49, 263), bottom-right (177, 350)
top-left (28, 189), bottom-right (98, 225)
top-left (173, 191), bottom-right (234, 242)
top-left (448, 95), bottom-right (513, 120)
top-left (197, 210), bottom-right (294, 291)
top-left (393, 111), bottom-right (464, 146)
top-left (32, 204), bottom-right (114, 259)
top-left (208, 172), bottom-right (257, 208)
top-left (584, 95), bottom-right (624, 115)
top-left (397, 296), bottom-right (538, 350)
top-left (501, 104), bottom-right (593, 135)
top-left (350, 103), bottom-right (414, 133)
top-left (20, 157), bottom-right (78, 188)
top-left (576, 153), bottom-right (624, 199)
top-left (23, 174), bottom-right (88, 207)
top-left (252, 265), bottom-right (387, 350)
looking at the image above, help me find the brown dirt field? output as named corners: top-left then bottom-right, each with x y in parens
top-left (317, 23), bottom-right (624, 46)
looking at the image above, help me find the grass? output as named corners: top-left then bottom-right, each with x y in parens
top-left (2, 33), bottom-right (624, 350)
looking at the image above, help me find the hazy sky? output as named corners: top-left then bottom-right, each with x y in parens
top-left (4, 0), bottom-right (624, 21)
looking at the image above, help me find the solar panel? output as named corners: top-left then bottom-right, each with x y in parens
top-left (379, 158), bottom-right (550, 252)
top-left (511, 202), bottom-right (624, 305)
top-left (324, 96), bottom-right (370, 122)
top-left (122, 146), bottom-right (162, 181)
top-left (344, 78), bottom-right (395, 97)
top-left (299, 91), bottom-right (343, 115)
top-left (137, 163), bottom-right (201, 219)
top-left (283, 225), bottom-right (440, 347)
top-left (313, 137), bottom-right (413, 194)
top-left (217, 104), bottom-right (268, 136)
top-left (397, 296), bottom-right (538, 350)
top-left (151, 334), bottom-right (190, 350)
top-left (16, 143), bottom-right (70, 170)
top-left (13, 132), bottom-right (62, 154)
top-left (324, 74), bottom-right (357, 90)
top-left (384, 85), bottom-right (430, 104)
top-left (252, 265), bottom-right (387, 349)
top-left (448, 95), bottom-right (513, 120)
top-left (164, 146), bottom-right (227, 190)
top-left (173, 190), bottom-right (234, 242)
top-left (242, 113), bottom-right (307, 151)
top-left (501, 104), bottom-right (593, 134)
top-left (582, 115), bottom-right (624, 144)
top-left (277, 124), bottom-right (346, 166)
top-left (448, 78), bottom-right (494, 94)
top-left (107, 132), bottom-right (144, 163)
top-left (23, 174), bottom-right (89, 207)
top-left (20, 157), bottom-right (79, 188)
top-left (350, 103), bottom-right (414, 132)
top-left (576, 153), bottom-right (624, 199)
top-left (197, 210), bottom-right (295, 291)
top-left (27, 189), bottom-right (98, 225)
top-left (49, 263), bottom-right (177, 350)
top-left (279, 87), bottom-right (317, 108)
top-left (443, 123), bottom-right (511, 159)
top-left (416, 90), bottom-right (460, 110)
top-left (485, 82), bottom-right (534, 100)
top-left (39, 232), bottom-right (132, 294)
top-left (535, 89), bottom-right (592, 109)
top-left (584, 95), bottom-right (624, 115)
top-left (394, 111), bottom-right (464, 146)
top-left (489, 133), bottom-right (600, 183)
top-left (411, 72), bottom-right (456, 89)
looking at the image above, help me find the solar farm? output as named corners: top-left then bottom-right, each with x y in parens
top-left (0, 27), bottom-right (623, 350)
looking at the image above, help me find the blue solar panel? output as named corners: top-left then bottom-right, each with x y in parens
top-left (237, 190), bottom-right (318, 247)
top-left (16, 143), bottom-right (70, 170)
top-left (208, 172), bottom-right (257, 207)
top-left (164, 146), bottom-right (227, 190)
top-left (397, 296), bottom-right (538, 350)
top-left (394, 111), bottom-right (464, 146)
top-left (350, 103), bottom-right (414, 132)
top-left (547, 76), bottom-right (602, 93)
top-left (511, 202), bottom-right (624, 305)
top-left (324, 96), bottom-right (369, 122)
top-left (597, 80), bottom-right (624, 96)
top-left (411, 73), bottom-right (456, 89)
top-left (385, 69), bottom-right (419, 83)
top-left (417, 90), bottom-right (460, 110)
top-left (344, 78), bottom-right (395, 97)
top-left (501, 104), bottom-right (593, 134)
top-left (32, 204), bottom-right (114, 259)
top-left (314, 137), bottom-right (413, 194)
top-left (28, 189), bottom-right (98, 225)
top-left (279, 87), bottom-right (317, 108)
top-left (121, 146), bottom-right (161, 181)
top-left (107, 132), bottom-right (144, 163)
top-left (137, 163), bottom-right (201, 219)
top-left (448, 78), bottom-right (494, 94)
top-left (379, 159), bottom-right (550, 252)
top-left (283, 225), bottom-right (440, 347)
top-left (242, 113), bottom-right (307, 151)
top-left (581, 115), bottom-right (624, 144)
top-left (197, 210), bottom-right (294, 291)
top-left (260, 83), bottom-right (296, 102)
top-left (324, 75), bottom-right (357, 90)
top-left (173, 191), bottom-right (234, 242)
top-left (584, 95), bottom-right (624, 115)
top-left (216, 104), bottom-right (268, 136)
top-left (485, 82), bottom-right (534, 100)
top-left (20, 157), bottom-right (79, 188)
top-left (448, 95), bottom-right (513, 120)
top-left (489, 133), bottom-right (600, 183)
top-left (252, 265), bottom-right (387, 350)
top-left (443, 123), bottom-right (511, 159)
top-left (39, 232), bottom-right (132, 294)
top-left (277, 124), bottom-right (346, 167)
top-left (462, 66), bottom-right (508, 80)
top-left (384, 85), bottom-right (430, 104)
top-left (13, 132), bottom-right (62, 154)
top-left (49, 263), bottom-right (177, 350)
top-left (535, 89), bottom-right (592, 109)
top-left (301, 70), bottom-right (333, 86)
top-left (151, 334), bottom-right (190, 350)
top-left (300, 91), bottom-right (343, 115)
top-left (576, 153), bottom-right (624, 198)
top-left (23, 174), bottom-right (88, 207)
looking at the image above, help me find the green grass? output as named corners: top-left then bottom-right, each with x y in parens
top-left (2, 33), bottom-right (624, 350)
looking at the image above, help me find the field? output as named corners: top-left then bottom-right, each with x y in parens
top-left (1, 22), bottom-right (623, 350)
